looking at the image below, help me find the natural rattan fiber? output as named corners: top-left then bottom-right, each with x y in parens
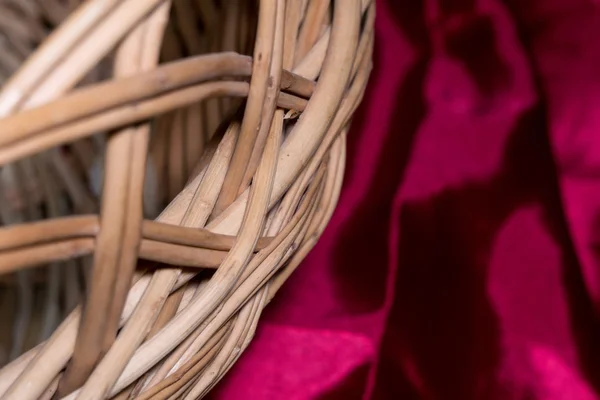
top-left (0, 0), bottom-right (373, 398)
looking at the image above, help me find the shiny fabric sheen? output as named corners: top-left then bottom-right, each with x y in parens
top-left (211, 0), bottom-right (600, 398)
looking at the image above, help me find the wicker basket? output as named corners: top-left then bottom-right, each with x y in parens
top-left (0, 0), bottom-right (373, 398)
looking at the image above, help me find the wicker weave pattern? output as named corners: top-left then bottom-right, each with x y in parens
top-left (0, 0), bottom-right (374, 398)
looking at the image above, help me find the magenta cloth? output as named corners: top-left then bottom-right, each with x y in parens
top-left (211, 0), bottom-right (600, 398)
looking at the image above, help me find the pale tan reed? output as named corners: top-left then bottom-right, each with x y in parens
top-left (0, 0), bottom-right (374, 398)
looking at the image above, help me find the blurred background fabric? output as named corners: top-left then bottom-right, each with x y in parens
top-left (211, 0), bottom-right (600, 398)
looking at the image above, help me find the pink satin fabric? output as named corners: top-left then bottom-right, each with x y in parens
top-left (211, 0), bottom-right (600, 398)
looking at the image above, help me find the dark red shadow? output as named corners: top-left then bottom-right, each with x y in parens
top-left (373, 105), bottom-right (565, 399)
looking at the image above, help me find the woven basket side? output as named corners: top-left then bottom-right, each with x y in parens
top-left (0, 0), bottom-right (374, 398)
